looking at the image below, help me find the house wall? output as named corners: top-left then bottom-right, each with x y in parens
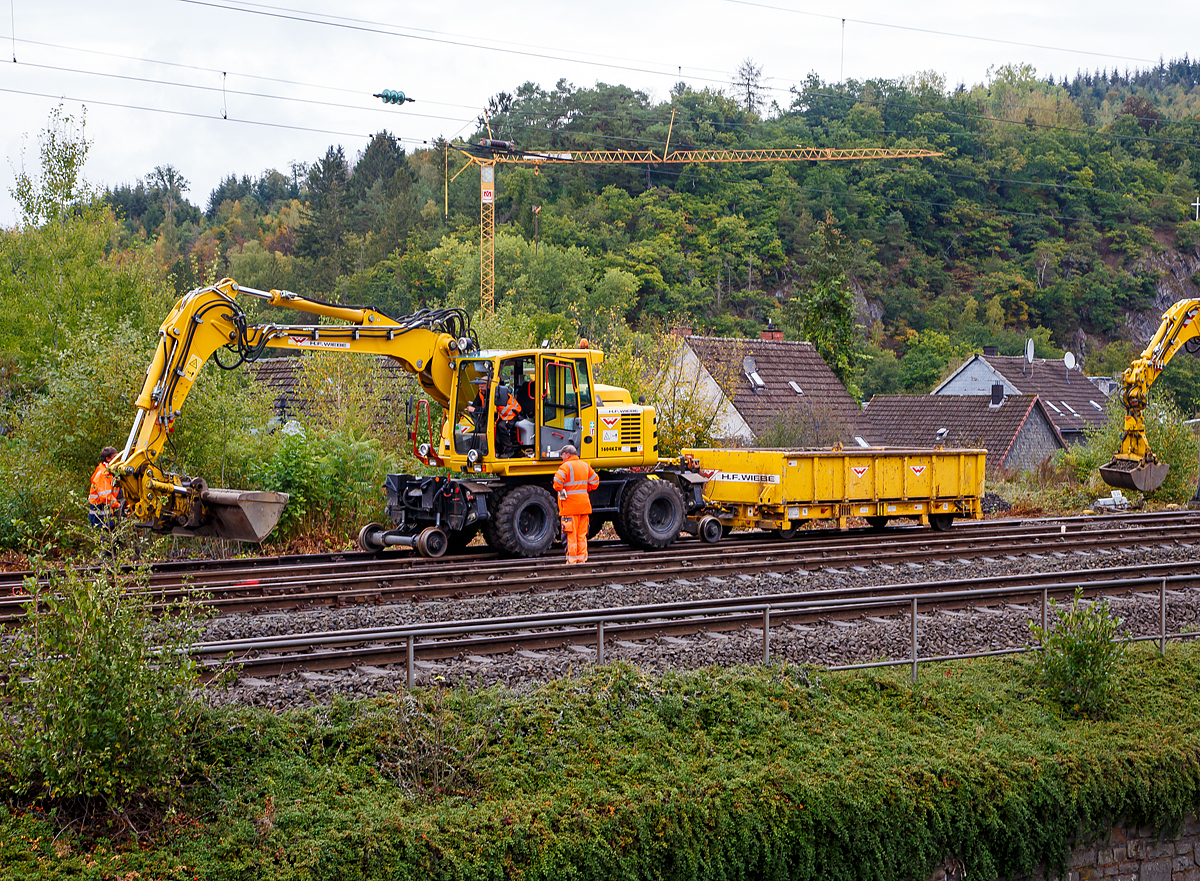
top-left (936, 357), bottom-right (1020, 396)
top-left (1002, 407), bottom-right (1063, 472)
top-left (677, 346), bottom-right (754, 442)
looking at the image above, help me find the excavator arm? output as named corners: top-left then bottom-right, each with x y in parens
top-left (111, 278), bottom-right (476, 541)
top-left (1100, 298), bottom-right (1200, 492)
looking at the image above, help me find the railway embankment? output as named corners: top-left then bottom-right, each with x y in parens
top-left (5, 641), bottom-right (1200, 879)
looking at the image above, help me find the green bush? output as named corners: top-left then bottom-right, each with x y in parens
top-left (0, 319), bottom-right (279, 553)
top-left (1029, 588), bottom-right (1127, 719)
top-left (0, 558), bottom-right (208, 809)
top-left (251, 426), bottom-right (396, 541)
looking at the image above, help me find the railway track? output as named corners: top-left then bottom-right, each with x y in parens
top-left (193, 559), bottom-right (1200, 678)
top-left (4, 510), bottom-right (1200, 623)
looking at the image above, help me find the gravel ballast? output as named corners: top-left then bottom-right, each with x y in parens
top-left (203, 540), bottom-right (1200, 710)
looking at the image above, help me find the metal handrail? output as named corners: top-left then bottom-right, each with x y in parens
top-left (193, 573), bottom-right (1196, 685)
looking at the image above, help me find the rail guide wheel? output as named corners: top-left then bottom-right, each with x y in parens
top-left (698, 515), bottom-right (723, 544)
top-left (358, 522), bottom-right (386, 552)
top-left (416, 526), bottom-right (449, 558)
top-left (930, 514), bottom-right (955, 532)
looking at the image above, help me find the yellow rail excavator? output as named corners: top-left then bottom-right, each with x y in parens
top-left (109, 279), bottom-right (701, 556)
top-left (1100, 298), bottom-right (1200, 493)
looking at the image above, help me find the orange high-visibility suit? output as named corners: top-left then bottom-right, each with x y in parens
top-left (552, 455), bottom-right (599, 564)
top-left (88, 461), bottom-right (120, 527)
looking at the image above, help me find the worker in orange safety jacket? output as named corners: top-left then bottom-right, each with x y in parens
top-left (88, 446), bottom-right (121, 528)
top-left (552, 443), bottom-right (599, 564)
top-left (493, 379), bottom-right (521, 458)
top-left (466, 376), bottom-right (522, 458)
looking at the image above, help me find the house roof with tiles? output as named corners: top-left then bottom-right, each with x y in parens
top-left (933, 353), bottom-right (1109, 437)
top-left (863, 393), bottom-right (1065, 463)
top-left (684, 335), bottom-right (869, 442)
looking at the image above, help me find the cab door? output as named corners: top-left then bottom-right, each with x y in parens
top-left (538, 356), bottom-right (582, 458)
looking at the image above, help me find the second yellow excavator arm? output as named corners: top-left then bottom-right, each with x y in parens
top-left (1101, 298), bottom-right (1200, 492)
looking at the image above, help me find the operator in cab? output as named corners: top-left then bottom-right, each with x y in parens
top-left (466, 374), bottom-right (521, 458)
top-left (552, 443), bottom-right (599, 564)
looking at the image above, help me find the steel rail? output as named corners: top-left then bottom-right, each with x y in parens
top-left (4, 514), bottom-right (1199, 623)
top-left (191, 565), bottom-right (1200, 680)
top-left (3, 509), bottom-right (1195, 595)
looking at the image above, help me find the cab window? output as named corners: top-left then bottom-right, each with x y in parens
top-left (453, 360), bottom-right (492, 455)
top-left (542, 359), bottom-right (580, 429)
top-left (574, 358), bottom-right (593, 409)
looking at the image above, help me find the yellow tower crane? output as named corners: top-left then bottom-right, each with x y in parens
top-left (448, 114), bottom-right (944, 313)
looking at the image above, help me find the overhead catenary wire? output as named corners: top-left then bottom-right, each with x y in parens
top-left (6, 59), bottom-right (474, 126)
top-left (721, 0), bottom-right (1161, 66)
top-left (203, 0), bottom-right (738, 81)
top-left (0, 32), bottom-right (486, 111)
top-left (171, 0), bottom-right (736, 89)
top-left (171, 0), bottom-right (1182, 105)
top-left (0, 84), bottom-right (398, 141)
top-left (4, 28), bottom-right (1196, 151)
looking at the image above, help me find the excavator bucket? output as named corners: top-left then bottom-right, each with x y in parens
top-left (1099, 457), bottom-right (1169, 493)
top-left (172, 488), bottom-right (290, 542)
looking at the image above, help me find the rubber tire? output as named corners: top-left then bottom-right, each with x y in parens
top-left (866, 516), bottom-right (889, 531)
top-left (771, 526), bottom-right (799, 540)
top-left (623, 479), bottom-right (685, 550)
top-left (481, 485), bottom-right (510, 550)
top-left (586, 517), bottom-right (607, 540)
top-left (612, 479), bottom-right (643, 545)
top-left (930, 513), bottom-right (954, 532)
top-left (493, 484), bottom-right (558, 557)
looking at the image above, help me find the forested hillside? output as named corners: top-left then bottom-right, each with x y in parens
top-left (92, 60), bottom-right (1200, 405)
top-left (4, 59), bottom-right (1200, 550)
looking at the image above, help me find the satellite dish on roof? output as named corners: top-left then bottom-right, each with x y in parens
top-left (743, 355), bottom-right (757, 375)
top-left (1025, 339), bottom-right (1035, 363)
top-left (1064, 351), bottom-right (1076, 370)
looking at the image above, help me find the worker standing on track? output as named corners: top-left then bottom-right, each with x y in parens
top-left (88, 446), bottom-right (121, 528)
top-left (552, 443), bottom-right (599, 564)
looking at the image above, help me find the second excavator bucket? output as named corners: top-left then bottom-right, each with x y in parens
top-left (1099, 457), bottom-right (1169, 493)
top-left (172, 488), bottom-right (290, 542)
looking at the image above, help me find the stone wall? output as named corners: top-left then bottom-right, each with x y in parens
top-left (930, 815), bottom-right (1200, 881)
top-left (1004, 404), bottom-right (1064, 470)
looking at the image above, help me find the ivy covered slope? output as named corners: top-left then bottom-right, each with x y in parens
top-left (7, 647), bottom-right (1200, 880)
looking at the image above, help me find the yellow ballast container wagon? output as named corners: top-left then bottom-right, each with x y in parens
top-left (681, 447), bottom-right (986, 538)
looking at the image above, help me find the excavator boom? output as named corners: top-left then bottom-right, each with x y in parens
top-left (1100, 299), bottom-right (1200, 493)
top-left (111, 279), bottom-right (475, 542)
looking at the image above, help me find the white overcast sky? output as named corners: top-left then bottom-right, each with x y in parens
top-left (0, 0), bottom-right (1194, 226)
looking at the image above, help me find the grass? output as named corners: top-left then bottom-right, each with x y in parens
top-left (5, 644), bottom-right (1200, 880)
